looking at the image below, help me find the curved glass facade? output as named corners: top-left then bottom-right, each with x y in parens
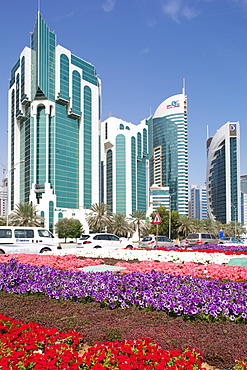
top-left (206, 122), bottom-right (240, 224)
top-left (151, 94), bottom-right (188, 214)
top-left (106, 149), bottom-right (113, 211)
top-left (59, 54), bottom-right (69, 102)
top-left (116, 134), bottom-right (126, 213)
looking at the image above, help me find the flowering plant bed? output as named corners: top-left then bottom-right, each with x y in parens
top-left (0, 313), bottom-right (208, 369)
top-left (0, 290), bottom-right (247, 369)
top-left (0, 259), bottom-right (247, 323)
top-left (154, 244), bottom-right (247, 253)
top-left (115, 260), bottom-right (247, 281)
top-left (58, 247), bottom-right (247, 265)
top-left (0, 254), bottom-right (103, 271)
top-left (1, 254), bottom-right (247, 369)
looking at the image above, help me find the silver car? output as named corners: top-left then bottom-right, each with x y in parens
top-left (139, 236), bottom-right (180, 248)
top-left (218, 237), bottom-right (243, 245)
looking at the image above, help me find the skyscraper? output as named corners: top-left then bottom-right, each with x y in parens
top-left (101, 116), bottom-right (150, 215)
top-left (206, 121), bottom-right (240, 224)
top-left (190, 185), bottom-right (208, 220)
top-left (8, 12), bottom-right (101, 231)
top-left (148, 92), bottom-right (188, 215)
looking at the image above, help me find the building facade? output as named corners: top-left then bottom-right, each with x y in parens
top-left (8, 12), bottom-right (101, 232)
top-left (147, 184), bottom-right (170, 215)
top-left (190, 185), bottom-right (208, 220)
top-left (101, 117), bottom-right (150, 215)
top-left (149, 93), bottom-right (188, 215)
top-left (206, 121), bottom-right (240, 224)
top-left (240, 175), bottom-right (247, 227)
top-left (0, 178), bottom-right (8, 217)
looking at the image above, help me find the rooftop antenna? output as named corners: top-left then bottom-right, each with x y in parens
top-left (182, 78), bottom-right (186, 95)
top-left (38, 0), bottom-right (41, 13)
top-left (206, 125), bottom-right (209, 140)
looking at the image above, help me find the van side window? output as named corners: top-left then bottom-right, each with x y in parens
top-left (14, 229), bottom-right (34, 238)
top-left (38, 229), bottom-right (53, 238)
top-left (0, 229), bottom-right (12, 238)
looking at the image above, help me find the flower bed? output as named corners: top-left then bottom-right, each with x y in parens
top-left (52, 247), bottom-right (246, 265)
top-left (116, 260), bottom-right (247, 281)
top-left (1, 259), bottom-right (247, 323)
top-left (2, 252), bottom-right (247, 281)
top-left (0, 254), bottom-right (103, 271)
top-left (155, 244), bottom-right (247, 253)
top-left (0, 313), bottom-right (208, 369)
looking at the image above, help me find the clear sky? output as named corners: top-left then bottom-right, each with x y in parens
top-left (1, 0), bottom-right (247, 189)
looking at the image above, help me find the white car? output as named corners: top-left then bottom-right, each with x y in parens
top-left (218, 237), bottom-right (244, 245)
top-left (0, 243), bottom-right (62, 254)
top-left (76, 233), bottom-right (134, 249)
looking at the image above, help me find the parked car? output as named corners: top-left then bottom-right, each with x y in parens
top-left (218, 237), bottom-right (244, 245)
top-left (0, 243), bottom-right (62, 254)
top-left (139, 236), bottom-right (180, 249)
top-left (186, 233), bottom-right (218, 246)
top-left (76, 234), bottom-right (134, 249)
top-left (180, 239), bottom-right (188, 247)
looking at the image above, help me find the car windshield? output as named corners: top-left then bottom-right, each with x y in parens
top-left (221, 237), bottom-right (230, 241)
top-left (142, 237), bottom-right (153, 242)
top-left (80, 235), bottom-right (90, 240)
top-left (187, 234), bottom-right (199, 239)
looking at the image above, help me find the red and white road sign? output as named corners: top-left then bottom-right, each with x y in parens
top-left (153, 212), bottom-right (162, 224)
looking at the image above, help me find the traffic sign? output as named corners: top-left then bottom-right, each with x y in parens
top-left (153, 212), bottom-right (162, 224)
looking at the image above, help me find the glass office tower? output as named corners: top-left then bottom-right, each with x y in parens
top-left (206, 122), bottom-right (240, 224)
top-left (149, 93), bottom-right (188, 215)
top-left (190, 185), bottom-right (208, 220)
top-left (8, 12), bottom-right (101, 231)
top-left (101, 117), bottom-right (150, 214)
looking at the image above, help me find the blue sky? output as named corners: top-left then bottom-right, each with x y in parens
top-left (1, 0), bottom-right (247, 189)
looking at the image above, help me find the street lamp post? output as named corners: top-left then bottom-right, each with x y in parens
top-left (1, 160), bottom-right (25, 226)
top-left (168, 191), bottom-right (176, 240)
top-left (231, 203), bottom-right (237, 238)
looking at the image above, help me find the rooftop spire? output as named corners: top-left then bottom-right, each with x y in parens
top-left (182, 78), bottom-right (186, 95)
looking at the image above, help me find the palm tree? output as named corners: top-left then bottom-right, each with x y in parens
top-left (86, 202), bottom-right (111, 233)
top-left (177, 215), bottom-right (194, 238)
top-left (9, 202), bottom-right (44, 227)
top-left (130, 210), bottom-right (148, 241)
top-left (191, 218), bottom-right (202, 232)
top-left (0, 216), bottom-right (6, 226)
top-left (109, 213), bottom-right (134, 237)
top-left (224, 221), bottom-right (246, 238)
top-left (201, 218), bottom-right (219, 235)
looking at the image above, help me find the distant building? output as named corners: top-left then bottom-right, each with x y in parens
top-left (240, 175), bottom-right (247, 227)
top-left (101, 117), bottom-right (150, 215)
top-left (148, 92), bottom-right (188, 215)
top-left (147, 184), bottom-right (170, 215)
top-left (0, 178), bottom-right (8, 217)
top-left (8, 12), bottom-right (101, 232)
top-left (190, 185), bottom-right (208, 220)
top-left (206, 122), bottom-right (240, 224)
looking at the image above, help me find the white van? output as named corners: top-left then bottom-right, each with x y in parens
top-left (0, 227), bottom-right (59, 245)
